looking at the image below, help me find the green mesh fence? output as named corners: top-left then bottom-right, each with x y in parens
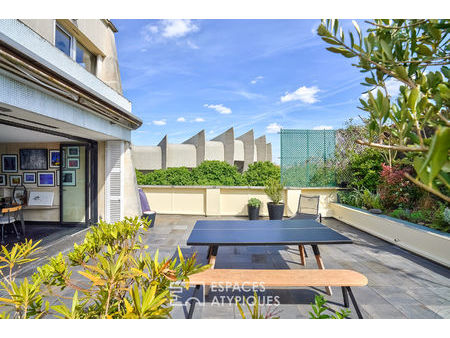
top-left (280, 129), bottom-right (337, 187)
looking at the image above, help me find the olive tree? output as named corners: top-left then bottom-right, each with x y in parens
top-left (317, 19), bottom-right (449, 202)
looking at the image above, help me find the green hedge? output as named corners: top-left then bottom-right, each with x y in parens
top-left (136, 160), bottom-right (280, 186)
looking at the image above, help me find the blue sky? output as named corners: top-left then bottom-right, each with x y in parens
top-left (113, 19), bottom-right (377, 162)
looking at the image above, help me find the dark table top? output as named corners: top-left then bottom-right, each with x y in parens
top-left (187, 220), bottom-right (352, 246)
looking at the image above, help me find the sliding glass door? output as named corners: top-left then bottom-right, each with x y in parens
top-left (60, 143), bottom-right (97, 226)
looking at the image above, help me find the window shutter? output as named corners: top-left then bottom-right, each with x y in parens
top-left (105, 140), bottom-right (124, 222)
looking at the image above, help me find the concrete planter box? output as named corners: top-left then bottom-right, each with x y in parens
top-left (330, 203), bottom-right (450, 268)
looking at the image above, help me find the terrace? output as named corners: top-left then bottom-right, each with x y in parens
top-left (8, 215), bottom-right (449, 319)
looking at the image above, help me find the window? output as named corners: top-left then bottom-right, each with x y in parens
top-left (54, 23), bottom-right (97, 75)
top-left (76, 42), bottom-right (96, 74)
top-left (55, 25), bottom-right (72, 57)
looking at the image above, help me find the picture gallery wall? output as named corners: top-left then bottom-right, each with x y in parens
top-left (0, 143), bottom-right (81, 198)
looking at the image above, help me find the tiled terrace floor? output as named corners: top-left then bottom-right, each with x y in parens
top-left (4, 215), bottom-right (450, 319)
top-left (147, 215), bottom-right (450, 319)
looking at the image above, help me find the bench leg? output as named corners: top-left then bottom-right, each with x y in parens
top-left (341, 287), bottom-right (349, 308)
top-left (298, 245), bottom-right (306, 266)
top-left (205, 245), bottom-right (218, 296)
top-left (187, 285), bottom-right (201, 319)
top-left (312, 245), bottom-right (332, 296)
top-left (20, 211), bottom-right (25, 236)
top-left (346, 287), bottom-right (363, 319)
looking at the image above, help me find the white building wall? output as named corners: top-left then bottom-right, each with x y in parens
top-left (167, 144), bottom-right (197, 168)
top-left (234, 140), bottom-right (244, 161)
top-left (132, 145), bottom-right (162, 170)
top-left (205, 141), bottom-right (224, 161)
top-left (0, 19), bottom-right (131, 113)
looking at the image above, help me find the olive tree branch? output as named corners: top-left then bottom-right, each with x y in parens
top-left (356, 139), bottom-right (429, 152)
top-left (404, 172), bottom-right (450, 203)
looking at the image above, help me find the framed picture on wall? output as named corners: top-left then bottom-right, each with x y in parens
top-left (67, 146), bottom-right (79, 157)
top-left (0, 174), bottom-right (6, 186)
top-left (62, 170), bottom-right (76, 186)
top-left (61, 149), bottom-right (67, 169)
top-left (9, 175), bottom-right (22, 186)
top-left (2, 154), bottom-right (18, 173)
top-left (67, 157), bottom-right (80, 169)
top-left (37, 172), bottom-right (55, 187)
top-left (49, 150), bottom-right (61, 168)
top-left (20, 149), bottom-right (48, 170)
top-left (23, 172), bottom-right (36, 184)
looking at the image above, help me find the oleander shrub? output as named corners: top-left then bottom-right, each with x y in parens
top-left (0, 217), bottom-right (207, 319)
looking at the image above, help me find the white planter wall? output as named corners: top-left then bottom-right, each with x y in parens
top-left (139, 186), bottom-right (339, 218)
top-left (331, 203), bottom-right (450, 268)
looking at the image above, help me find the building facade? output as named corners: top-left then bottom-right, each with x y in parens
top-left (132, 127), bottom-right (273, 173)
top-left (0, 19), bottom-right (142, 226)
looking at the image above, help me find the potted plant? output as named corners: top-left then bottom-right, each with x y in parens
top-left (247, 198), bottom-right (262, 220)
top-left (264, 178), bottom-right (285, 220)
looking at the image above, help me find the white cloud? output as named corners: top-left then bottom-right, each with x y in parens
top-left (194, 117), bottom-right (205, 122)
top-left (161, 19), bottom-right (199, 38)
top-left (266, 122), bottom-right (282, 134)
top-left (280, 86), bottom-right (320, 104)
top-left (204, 104), bottom-right (232, 114)
top-left (177, 117), bottom-right (186, 122)
top-left (142, 20), bottom-right (199, 46)
top-left (148, 25), bottom-right (159, 34)
top-left (152, 119), bottom-right (166, 126)
top-left (186, 40), bottom-right (199, 49)
top-left (312, 125), bottom-right (333, 130)
top-left (385, 78), bottom-right (402, 97)
top-left (360, 78), bottom-right (403, 100)
top-left (250, 76), bottom-right (264, 84)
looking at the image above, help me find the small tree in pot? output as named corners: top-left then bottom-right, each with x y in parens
top-left (264, 178), bottom-right (285, 220)
top-left (248, 198), bottom-right (262, 220)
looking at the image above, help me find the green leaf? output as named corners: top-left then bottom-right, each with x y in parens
top-left (407, 87), bottom-right (420, 111)
top-left (352, 20), bottom-right (361, 37)
top-left (380, 40), bottom-right (393, 59)
top-left (416, 44), bottom-right (433, 56)
top-left (394, 66), bottom-right (409, 81)
top-left (317, 24), bottom-right (331, 37)
top-left (321, 36), bottom-right (341, 45)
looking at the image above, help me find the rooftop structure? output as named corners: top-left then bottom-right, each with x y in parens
top-left (132, 127), bottom-right (272, 173)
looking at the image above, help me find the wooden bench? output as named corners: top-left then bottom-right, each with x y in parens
top-left (187, 269), bottom-right (368, 319)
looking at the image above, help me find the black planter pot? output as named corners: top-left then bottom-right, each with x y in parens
top-left (248, 205), bottom-right (260, 220)
top-left (267, 202), bottom-right (284, 220)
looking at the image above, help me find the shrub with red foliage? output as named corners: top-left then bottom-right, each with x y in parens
top-left (378, 164), bottom-right (423, 210)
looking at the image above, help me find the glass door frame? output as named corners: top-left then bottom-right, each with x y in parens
top-left (59, 141), bottom-right (98, 227)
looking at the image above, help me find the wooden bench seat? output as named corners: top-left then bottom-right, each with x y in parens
top-left (189, 269), bottom-right (368, 287)
top-left (187, 269), bottom-right (367, 319)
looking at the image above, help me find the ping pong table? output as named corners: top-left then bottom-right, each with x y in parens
top-left (187, 219), bottom-right (353, 295)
